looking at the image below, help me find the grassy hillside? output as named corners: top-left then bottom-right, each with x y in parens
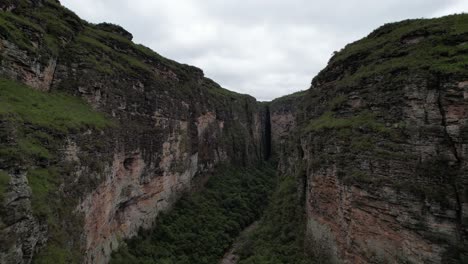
top-left (315, 14), bottom-right (468, 88)
top-left (288, 13), bottom-right (468, 263)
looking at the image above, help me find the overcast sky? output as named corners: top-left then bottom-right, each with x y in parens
top-left (61, 0), bottom-right (468, 101)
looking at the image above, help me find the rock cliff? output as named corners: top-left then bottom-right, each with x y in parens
top-left (273, 15), bottom-right (468, 263)
top-left (1, 1), bottom-right (467, 264)
top-left (0, 1), bottom-right (269, 263)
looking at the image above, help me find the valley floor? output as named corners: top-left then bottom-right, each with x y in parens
top-left (110, 163), bottom-right (315, 264)
top-left (110, 164), bottom-right (277, 264)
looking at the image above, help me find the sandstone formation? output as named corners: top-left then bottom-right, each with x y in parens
top-left (0, 1), bottom-right (467, 264)
top-left (0, 1), bottom-right (269, 263)
top-left (273, 15), bottom-right (468, 263)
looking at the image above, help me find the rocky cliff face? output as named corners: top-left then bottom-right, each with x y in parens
top-left (273, 15), bottom-right (468, 263)
top-left (269, 91), bottom-right (304, 174)
top-left (0, 1), bottom-right (268, 263)
top-left (1, 2), bottom-right (467, 264)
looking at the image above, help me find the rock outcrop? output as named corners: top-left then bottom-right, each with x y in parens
top-left (0, 171), bottom-right (47, 264)
top-left (273, 15), bottom-right (468, 263)
top-left (0, 1), bottom-right (269, 263)
top-left (1, 1), bottom-right (467, 264)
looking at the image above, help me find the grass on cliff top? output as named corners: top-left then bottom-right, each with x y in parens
top-left (0, 0), bottom-right (81, 58)
top-left (23, 0), bottom-right (81, 54)
top-left (319, 14), bottom-right (468, 87)
top-left (0, 11), bottom-right (42, 52)
top-left (2, 1), bottom-right (247, 101)
top-left (65, 26), bottom-right (157, 76)
top-left (111, 164), bottom-right (277, 264)
top-left (270, 90), bottom-right (307, 105)
top-left (0, 78), bottom-right (112, 132)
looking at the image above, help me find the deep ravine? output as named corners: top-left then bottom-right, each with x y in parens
top-left (0, 1), bottom-right (467, 264)
top-left (110, 164), bottom-right (278, 264)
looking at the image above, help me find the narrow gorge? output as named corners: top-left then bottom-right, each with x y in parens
top-left (0, 1), bottom-right (467, 263)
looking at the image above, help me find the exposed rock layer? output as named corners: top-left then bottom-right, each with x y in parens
top-left (1, 2), bottom-right (467, 264)
top-left (0, 1), bottom-right (268, 263)
top-left (273, 15), bottom-right (468, 263)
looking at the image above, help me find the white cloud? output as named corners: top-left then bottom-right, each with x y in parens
top-left (61, 0), bottom-right (468, 100)
top-left (432, 1), bottom-right (468, 16)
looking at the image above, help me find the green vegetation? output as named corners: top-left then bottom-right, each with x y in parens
top-left (304, 111), bottom-right (388, 133)
top-left (341, 170), bottom-right (373, 185)
top-left (111, 164), bottom-right (277, 264)
top-left (0, 0), bottom-right (81, 59)
top-left (34, 244), bottom-right (72, 264)
top-left (0, 11), bottom-right (41, 52)
top-left (27, 168), bottom-right (60, 217)
top-left (1, 0), bottom-right (246, 99)
top-left (67, 24), bottom-right (244, 99)
top-left (27, 164), bottom-right (88, 264)
top-left (63, 26), bottom-right (154, 75)
top-left (26, 166), bottom-right (83, 264)
top-left (31, 167), bottom-right (84, 264)
top-left (204, 80), bottom-right (247, 98)
top-left (0, 78), bottom-right (111, 165)
top-left (328, 95), bottom-right (347, 110)
top-left (394, 158), bottom-right (459, 206)
top-left (0, 171), bottom-right (10, 202)
top-left (237, 174), bottom-right (312, 264)
top-left (270, 90), bottom-right (306, 109)
top-left (0, 78), bottom-right (112, 132)
top-left (326, 14), bottom-right (468, 87)
top-left (0, 78), bottom-right (113, 263)
top-left (349, 136), bottom-right (374, 152)
top-left (24, 2), bottom-right (77, 42)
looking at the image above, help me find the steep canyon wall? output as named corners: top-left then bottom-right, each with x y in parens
top-left (272, 15), bottom-right (468, 263)
top-left (1, 1), bottom-right (467, 264)
top-left (0, 1), bottom-right (269, 263)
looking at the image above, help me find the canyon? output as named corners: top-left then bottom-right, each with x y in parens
top-left (0, 0), bottom-right (467, 263)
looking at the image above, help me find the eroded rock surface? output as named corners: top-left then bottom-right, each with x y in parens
top-left (273, 16), bottom-right (468, 263)
top-left (0, 1), bottom-right (269, 263)
top-left (1, 2), bottom-right (467, 264)
top-left (0, 171), bottom-right (47, 264)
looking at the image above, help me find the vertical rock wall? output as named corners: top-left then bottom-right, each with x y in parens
top-left (0, 2), bottom-right (269, 263)
top-left (272, 16), bottom-right (468, 263)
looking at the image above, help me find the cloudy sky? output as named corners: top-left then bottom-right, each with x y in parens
top-left (61, 0), bottom-right (468, 101)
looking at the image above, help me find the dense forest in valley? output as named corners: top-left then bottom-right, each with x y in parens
top-left (111, 164), bottom-right (285, 264)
